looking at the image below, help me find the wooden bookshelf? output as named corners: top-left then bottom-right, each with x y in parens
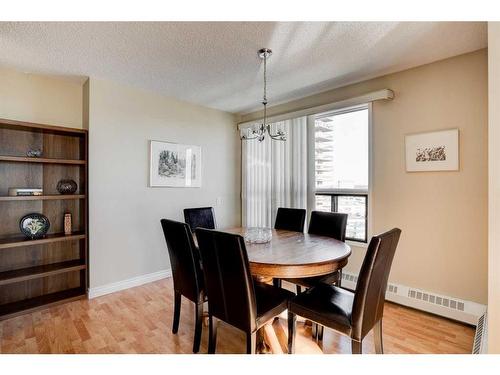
top-left (0, 118), bottom-right (88, 320)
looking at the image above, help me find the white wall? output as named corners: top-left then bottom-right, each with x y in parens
top-left (86, 78), bottom-right (241, 289)
top-left (488, 22), bottom-right (500, 354)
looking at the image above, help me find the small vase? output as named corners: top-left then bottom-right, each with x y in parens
top-left (64, 213), bottom-right (72, 235)
top-left (57, 179), bottom-right (78, 195)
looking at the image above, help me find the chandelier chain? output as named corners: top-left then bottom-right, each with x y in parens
top-left (263, 53), bottom-right (267, 105)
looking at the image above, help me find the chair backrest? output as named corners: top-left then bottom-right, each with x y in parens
top-left (274, 207), bottom-right (307, 232)
top-left (160, 219), bottom-right (204, 303)
top-left (308, 211), bottom-right (348, 241)
top-left (351, 228), bottom-right (402, 340)
top-left (195, 228), bottom-right (258, 333)
top-left (184, 207), bottom-right (216, 232)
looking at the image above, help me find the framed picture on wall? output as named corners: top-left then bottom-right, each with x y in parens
top-left (150, 140), bottom-right (202, 187)
top-left (405, 128), bottom-right (459, 172)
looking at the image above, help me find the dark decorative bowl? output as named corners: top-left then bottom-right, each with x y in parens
top-left (19, 213), bottom-right (50, 239)
top-left (57, 179), bottom-right (78, 195)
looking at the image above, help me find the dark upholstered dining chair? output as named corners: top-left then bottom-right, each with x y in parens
top-left (274, 207), bottom-right (307, 232)
top-left (289, 228), bottom-right (402, 354)
top-left (308, 210), bottom-right (348, 240)
top-left (282, 211), bottom-right (348, 340)
top-left (273, 207), bottom-right (307, 289)
top-left (195, 228), bottom-right (295, 354)
top-left (284, 211), bottom-right (348, 294)
top-left (160, 219), bottom-right (206, 353)
top-left (184, 207), bottom-right (216, 232)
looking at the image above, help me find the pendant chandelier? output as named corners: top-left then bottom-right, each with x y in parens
top-left (241, 48), bottom-right (286, 142)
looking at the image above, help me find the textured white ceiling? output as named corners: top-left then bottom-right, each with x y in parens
top-left (0, 22), bottom-right (487, 114)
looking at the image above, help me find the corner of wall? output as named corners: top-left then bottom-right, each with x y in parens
top-left (488, 21), bottom-right (500, 354)
top-left (82, 78), bottom-right (90, 131)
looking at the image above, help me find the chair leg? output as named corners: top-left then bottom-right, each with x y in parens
top-left (288, 310), bottom-right (296, 354)
top-left (246, 331), bottom-right (257, 354)
top-left (337, 270), bottom-right (342, 287)
top-left (374, 319), bottom-right (384, 354)
top-left (317, 325), bottom-right (324, 341)
top-left (296, 285), bottom-right (302, 294)
top-left (172, 291), bottom-right (181, 334)
top-left (351, 340), bottom-right (362, 354)
top-left (193, 302), bottom-right (203, 353)
top-left (273, 278), bottom-right (282, 288)
top-left (208, 315), bottom-right (218, 354)
top-left (312, 322), bottom-right (318, 339)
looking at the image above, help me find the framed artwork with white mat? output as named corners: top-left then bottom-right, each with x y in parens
top-left (405, 128), bottom-right (459, 172)
top-left (150, 140), bottom-right (202, 187)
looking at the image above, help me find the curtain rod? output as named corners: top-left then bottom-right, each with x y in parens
top-left (237, 88), bottom-right (394, 129)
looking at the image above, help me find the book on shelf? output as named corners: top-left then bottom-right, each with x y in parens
top-left (8, 188), bottom-right (43, 196)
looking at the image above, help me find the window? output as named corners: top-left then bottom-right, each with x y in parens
top-left (314, 106), bottom-right (369, 242)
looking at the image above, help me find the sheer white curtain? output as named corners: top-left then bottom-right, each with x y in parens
top-left (241, 117), bottom-right (308, 228)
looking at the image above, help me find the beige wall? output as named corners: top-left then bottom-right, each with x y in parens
top-left (86, 78), bottom-right (241, 289)
top-left (488, 22), bottom-right (500, 353)
top-left (242, 49), bottom-right (488, 304)
top-left (0, 66), bottom-right (83, 128)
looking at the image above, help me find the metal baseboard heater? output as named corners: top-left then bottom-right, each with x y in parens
top-left (340, 271), bottom-right (486, 326)
top-left (473, 311), bottom-right (488, 354)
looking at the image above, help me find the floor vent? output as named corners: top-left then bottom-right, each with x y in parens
top-left (472, 312), bottom-right (488, 354)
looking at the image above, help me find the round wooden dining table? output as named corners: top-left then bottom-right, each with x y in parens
top-left (223, 227), bottom-right (352, 279)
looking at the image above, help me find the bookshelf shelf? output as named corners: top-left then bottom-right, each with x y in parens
top-left (0, 194), bottom-right (86, 202)
top-left (0, 155), bottom-right (86, 165)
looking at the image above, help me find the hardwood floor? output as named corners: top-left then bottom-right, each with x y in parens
top-left (0, 278), bottom-right (474, 354)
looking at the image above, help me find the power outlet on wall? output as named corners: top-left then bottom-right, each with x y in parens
top-left (216, 197), bottom-right (223, 206)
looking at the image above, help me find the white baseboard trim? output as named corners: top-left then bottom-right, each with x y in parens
top-left (341, 271), bottom-right (486, 326)
top-left (88, 269), bottom-right (172, 299)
